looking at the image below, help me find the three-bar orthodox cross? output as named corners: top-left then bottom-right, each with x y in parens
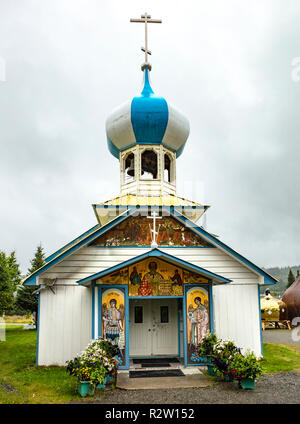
top-left (130, 12), bottom-right (162, 70)
top-left (147, 211), bottom-right (162, 248)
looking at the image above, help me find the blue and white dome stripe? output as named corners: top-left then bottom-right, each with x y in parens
top-left (106, 69), bottom-right (190, 158)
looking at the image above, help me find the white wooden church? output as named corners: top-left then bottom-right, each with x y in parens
top-left (23, 14), bottom-right (277, 369)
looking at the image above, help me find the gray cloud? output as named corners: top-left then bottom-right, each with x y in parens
top-left (0, 0), bottom-right (299, 272)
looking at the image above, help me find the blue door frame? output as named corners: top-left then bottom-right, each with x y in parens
top-left (94, 282), bottom-right (214, 369)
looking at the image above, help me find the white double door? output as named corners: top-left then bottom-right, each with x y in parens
top-left (129, 299), bottom-right (178, 357)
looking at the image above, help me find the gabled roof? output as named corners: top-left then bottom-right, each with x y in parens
top-left (92, 193), bottom-right (209, 226)
top-left (22, 207), bottom-right (138, 285)
top-left (76, 248), bottom-right (231, 286)
top-left (22, 205), bottom-right (278, 286)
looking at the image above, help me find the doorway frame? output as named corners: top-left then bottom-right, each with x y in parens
top-left (129, 296), bottom-right (182, 359)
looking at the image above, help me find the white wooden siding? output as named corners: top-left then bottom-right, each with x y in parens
top-left (213, 284), bottom-right (262, 357)
top-left (38, 246), bottom-right (262, 364)
top-left (38, 283), bottom-right (91, 366)
top-left (41, 247), bottom-right (260, 285)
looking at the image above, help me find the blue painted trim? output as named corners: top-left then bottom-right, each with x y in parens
top-left (45, 224), bottom-right (100, 264)
top-left (209, 282), bottom-right (214, 334)
top-left (22, 208), bottom-right (138, 285)
top-left (258, 284), bottom-right (263, 357)
top-left (169, 209), bottom-right (278, 285)
top-left (178, 299), bottom-right (181, 358)
top-left (91, 282), bottom-right (95, 339)
top-left (77, 248), bottom-right (231, 285)
top-left (125, 285), bottom-right (129, 370)
top-left (98, 285), bottom-right (129, 370)
top-left (129, 295), bottom-right (183, 299)
top-left (23, 275), bottom-right (37, 286)
top-left (89, 245), bottom-right (214, 249)
top-left (36, 292), bottom-right (40, 366)
top-left (130, 355), bottom-right (179, 359)
top-left (183, 285), bottom-right (188, 367)
top-left (98, 286), bottom-right (103, 339)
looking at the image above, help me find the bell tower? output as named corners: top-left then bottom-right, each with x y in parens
top-left (105, 14), bottom-right (190, 198)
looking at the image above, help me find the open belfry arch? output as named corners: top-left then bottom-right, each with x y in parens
top-left (22, 13), bottom-right (277, 368)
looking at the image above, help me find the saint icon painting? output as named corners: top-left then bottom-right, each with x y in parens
top-left (186, 286), bottom-right (210, 364)
top-left (101, 288), bottom-right (126, 367)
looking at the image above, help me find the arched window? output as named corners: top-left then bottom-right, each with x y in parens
top-left (124, 153), bottom-right (135, 182)
top-left (164, 154), bottom-right (171, 183)
top-left (141, 150), bottom-right (158, 179)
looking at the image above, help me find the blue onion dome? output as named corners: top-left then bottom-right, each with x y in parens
top-left (106, 69), bottom-right (190, 158)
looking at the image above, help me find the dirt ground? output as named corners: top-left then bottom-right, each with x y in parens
top-left (86, 372), bottom-right (300, 404)
top-left (77, 329), bottom-right (300, 405)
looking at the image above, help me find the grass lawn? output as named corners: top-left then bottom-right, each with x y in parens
top-left (261, 343), bottom-right (300, 374)
top-left (0, 327), bottom-right (85, 404)
top-left (0, 327), bottom-right (299, 404)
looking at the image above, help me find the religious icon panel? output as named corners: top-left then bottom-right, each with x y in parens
top-left (90, 215), bottom-right (213, 247)
top-left (129, 258), bottom-right (184, 296)
top-left (185, 286), bottom-right (210, 364)
top-left (101, 288), bottom-right (126, 367)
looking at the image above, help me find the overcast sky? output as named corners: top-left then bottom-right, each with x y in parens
top-left (0, 0), bottom-right (299, 273)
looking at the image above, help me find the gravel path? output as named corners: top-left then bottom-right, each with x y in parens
top-left (86, 372), bottom-right (300, 404)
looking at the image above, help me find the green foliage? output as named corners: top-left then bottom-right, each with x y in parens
top-left (261, 265), bottom-right (300, 294)
top-left (198, 332), bottom-right (218, 357)
top-left (7, 251), bottom-right (21, 289)
top-left (211, 340), bottom-right (241, 374)
top-left (90, 366), bottom-right (107, 386)
top-left (227, 352), bottom-right (263, 380)
top-left (66, 338), bottom-right (118, 387)
top-left (15, 245), bottom-right (46, 320)
top-left (0, 251), bottom-right (18, 314)
top-left (15, 286), bottom-right (38, 316)
top-left (28, 245), bottom-right (46, 274)
top-left (287, 268), bottom-right (296, 288)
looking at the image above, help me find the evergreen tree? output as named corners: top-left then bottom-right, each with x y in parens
top-left (287, 269), bottom-right (295, 288)
top-left (7, 251), bottom-right (21, 290)
top-left (296, 270), bottom-right (300, 279)
top-left (15, 245), bottom-right (46, 324)
top-left (28, 245), bottom-right (45, 274)
top-left (0, 252), bottom-right (15, 315)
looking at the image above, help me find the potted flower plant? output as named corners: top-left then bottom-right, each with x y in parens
top-left (211, 340), bottom-right (241, 381)
top-left (198, 332), bottom-right (219, 376)
top-left (66, 358), bottom-right (95, 397)
top-left (66, 338), bottom-right (119, 397)
top-left (227, 351), bottom-right (262, 389)
top-left (83, 338), bottom-right (119, 388)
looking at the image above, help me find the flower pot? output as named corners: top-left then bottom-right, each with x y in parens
top-left (239, 378), bottom-right (255, 390)
top-left (78, 381), bottom-right (93, 397)
top-left (96, 375), bottom-right (112, 389)
top-left (207, 364), bottom-right (217, 376)
top-left (205, 355), bottom-right (212, 365)
top-left (223, 374), bottom-right (234, 382)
